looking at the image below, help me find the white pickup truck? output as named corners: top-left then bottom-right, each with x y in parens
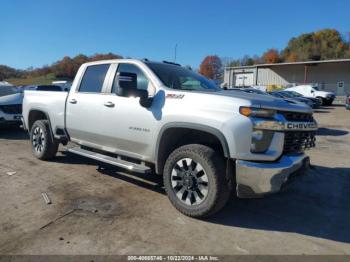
top-left (22, 59), bottom-right (318, 217)
top-left (285, 85), bottom-right (335, 105)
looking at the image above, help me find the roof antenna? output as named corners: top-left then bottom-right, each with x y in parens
top-left (174, 44), bottom-right (178, 62)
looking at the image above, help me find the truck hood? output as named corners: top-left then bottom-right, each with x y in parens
top-left (0, 93), bottom-right (23, 105)
top-left (215, 90), bottom-right (313, 113)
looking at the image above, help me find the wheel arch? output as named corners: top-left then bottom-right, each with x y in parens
top-left (155, 123), bottom-right (230, 174)
top-left (28, 109), bottom-right (55, 143)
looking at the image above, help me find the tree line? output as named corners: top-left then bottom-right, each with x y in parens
top-left (1, 29), bottom-right (350, 82)
top-left (199, 29), bottom-right (350, 79)
top-left (0, 53), bottom-right (122, 81)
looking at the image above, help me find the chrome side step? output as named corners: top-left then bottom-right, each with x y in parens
top-left (67, 147), bottom-right (151, 173)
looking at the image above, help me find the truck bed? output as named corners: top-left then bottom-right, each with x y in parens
top-left (22, 90), bottom-right (68, 132)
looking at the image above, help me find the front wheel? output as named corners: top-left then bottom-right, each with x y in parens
top-left (163, 144), bottom-right (231, 218)
top-left (30, 120), bottom-right (59, 160)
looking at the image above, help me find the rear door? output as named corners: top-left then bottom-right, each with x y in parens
top-left (66, 63), bottom-right (112, 147)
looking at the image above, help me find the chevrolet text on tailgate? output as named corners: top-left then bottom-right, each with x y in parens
top-left (22, 59), bottom-right (318, 218)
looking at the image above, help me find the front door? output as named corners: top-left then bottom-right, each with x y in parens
top-left (96, 63), bottom-right (158, 160)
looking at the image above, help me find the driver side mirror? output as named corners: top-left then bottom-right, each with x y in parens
top-left (117, 72), bottom-right (137, 90)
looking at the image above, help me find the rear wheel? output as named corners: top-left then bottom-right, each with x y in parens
top-left (30, 120), bottom-right (59, 160)
top-left (163, 144), bottom-right (231, 218)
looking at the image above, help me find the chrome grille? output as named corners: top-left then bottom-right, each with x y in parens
top-left (279, 111), bottom-right (314, 122)
top-left (283, 131), bottom-right (316, 154)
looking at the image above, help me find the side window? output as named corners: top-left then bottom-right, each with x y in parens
top-left (112, 63), bottom-right (149, 94)
top-left (79, 64), bottom-right (110, 93)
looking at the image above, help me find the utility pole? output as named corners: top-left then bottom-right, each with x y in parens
top-left (174, 44), bottom-right (178, 62)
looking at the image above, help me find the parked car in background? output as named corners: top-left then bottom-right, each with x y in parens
top-left (269, 91), bottom-right (312, 108)
top-left (285, 85), bottom-right (335, 105)
top-left (271, 90), bottom-right (320, 108)
top-left (283, 91), bottom-right (322, 108)
top-left (0, 85), bottom-right (19, 97)
top-left (24, 85), bottom-right (63, 92)
top-left (237, 88), bottom-right (269, 95)
top-left (0, 86), bottom-right (23, 127)
top-left (52, 81), bottom-right (72, 91)
top-left (346, 95), bottom-right (350, 110)
top-left (226, 88), bottom-right (269, 96)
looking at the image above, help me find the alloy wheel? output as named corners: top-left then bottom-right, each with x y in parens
top-left (171, 158), bottom-right (209, 206)
top-left (32, 126), bottom-right (45, 153)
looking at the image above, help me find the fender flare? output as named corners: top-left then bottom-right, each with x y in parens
top-left (155, 122), bottom-right (230, 174)
top-left (28, 109), bottom-right (55, 143)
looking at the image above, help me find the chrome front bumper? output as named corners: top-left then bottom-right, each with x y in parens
top-left (235, 154), bottom-right (310, 198)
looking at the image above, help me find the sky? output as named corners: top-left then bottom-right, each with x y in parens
top-left (1, 0), bottom-right (350, 69)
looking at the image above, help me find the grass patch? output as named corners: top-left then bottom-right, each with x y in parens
top-left (5, 73), bottom-right (62, 86)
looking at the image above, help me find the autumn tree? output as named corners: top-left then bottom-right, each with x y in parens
top-left (241, 55), bottom-right (255, 66)
top-left (199, 55), bottom-right (222, 79)
top-left (89, 52), bottom-right (122, 61)
top-left (51, 53), bottom-right (123, 79)
top-left (282, 29), bottom-right (348, 61)
top-left (285, 52), bottom-right (298, 62)
top-left (0, 65), bottom-right (23, 80)
top-left (262, 49), bottom-right (280, 63)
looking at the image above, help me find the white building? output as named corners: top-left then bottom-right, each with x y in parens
top-left (224, 59), bottom-right (350, 95)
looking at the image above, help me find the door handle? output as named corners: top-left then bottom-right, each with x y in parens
top-left (104, 101), bottom-right (115, 107)
top-left (69, 99), bottom-right (77, 104)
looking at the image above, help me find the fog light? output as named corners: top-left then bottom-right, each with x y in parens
top-left (252, 130), bottom-right (264, 141)
top-left (251, 130), bottom-right (274, 153)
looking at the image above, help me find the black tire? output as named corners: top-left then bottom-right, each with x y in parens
top-left (163, 144), bottom-right (232, 218)
top-left (325, 100), bottom-right (333, 106)
top-left (30, 120), bottom-right (59, 160)
top-left (318, 97), bottom-right (327, 106)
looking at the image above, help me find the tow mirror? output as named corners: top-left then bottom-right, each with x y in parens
top-left (116, 72), bottom-right (152, 108)
top-left (117, 72), bottom-right (137, 90)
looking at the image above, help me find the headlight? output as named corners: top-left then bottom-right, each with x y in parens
top-left (240, 107), bottom-right (276, 118)
top-left (251, 129), bottom-right (274, 153)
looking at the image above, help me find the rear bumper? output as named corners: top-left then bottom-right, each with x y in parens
top-left (236, 154), bottom-right (310, 198)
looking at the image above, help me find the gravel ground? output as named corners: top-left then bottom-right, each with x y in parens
top-left (0, 106), bottom-right (349, 255)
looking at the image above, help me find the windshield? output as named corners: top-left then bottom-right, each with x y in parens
top-left (279, 91), bottom-right (294, 98)
top-left (0, 86), bottom-right (19, 97)
top-left (270, 92), bottom-right (284, 98)
top-left (243, 89), bottom-right (266, 95)
top-left (146, 62), bottom-right (220, 92)
top-left (286, 91), bottom-right (302, 97)
top-left (312, 86), bottom-right (319, 91)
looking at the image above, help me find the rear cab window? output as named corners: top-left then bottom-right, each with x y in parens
top-left (79, 64), bottom-right (110, 93)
